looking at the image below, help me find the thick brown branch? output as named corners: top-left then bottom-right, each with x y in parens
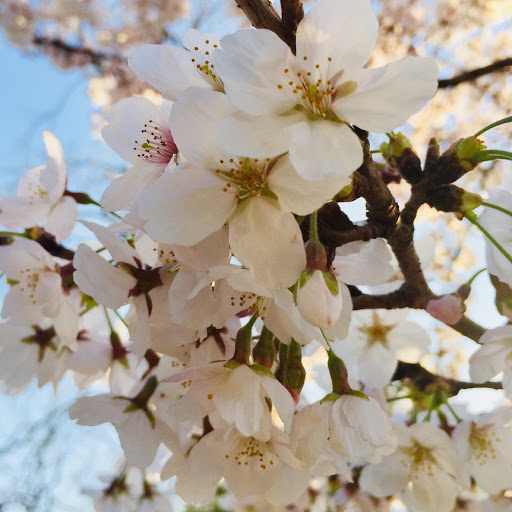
top-left (393, 361), bottom-right (502, 395)
top-left (280, 0), bottom-right (304, 53)
top-left (438, 57), bottom-right (512, 88)
top-left (234, 0), bottom-right (286, 42)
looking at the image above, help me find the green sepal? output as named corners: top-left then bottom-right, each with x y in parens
top-left (320, 392), bottom-right (341, 403)
top-left (323, 271), bottom-right (340, 296)
top-left (224, 360), bottom-right (240, 369)
top-left (123, 403), bottom-right (139, 413)
top-left (144, 409), bottom-right (156, 429)
top-left (249, 363), bottom-right (275, 377)
top-left (349, 389), bottom-right (370, 400)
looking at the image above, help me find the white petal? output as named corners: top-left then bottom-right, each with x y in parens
top-left (129, 44), bottom-right (211, 100)
top-left (69, 395), bottom-right (124, 425)
top-left (102, 97), bottom-right (165, 165)
top-left (40, 131), bottom-right (67, 202)
top-left (229, 197), bottom-right (306, 289)
top-left (289, 120), bottom-right (363, 180)
top-left (213, 29), bottom-right (295, 115)
top-left (217, 112), bottom-right (296, 159)
top-left (260, 375), bottom-right (295, 431)
top-left (45, 196), bottom-right (78, 242)
top-left (334, 239), bottom-right (394, 286)
top-left (269, 155), bottom-right (349, 215)
top-left (169, 87), bottom-right (230, 166)
top-left (359, 452), bottom-right (410, 496)
top-left (333, 57), bottom-right (439, 133)
top-left (81, 220), bottom-right (138, 264)
top-left (469, 341), bottom-right (510, 383)
top-left (359, 343), bottom-right (397, 388)
top-left (100, 161), bottom-right (164, 212)
top-left (140, 166), bottom-right (237, 246)
top-left (296, 0), bottom-right (377, 71)
top-left (73, 244), bottom-right (136, 310)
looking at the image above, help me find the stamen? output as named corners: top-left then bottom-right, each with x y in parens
top-left (134, 120), bottom-right (178, 164)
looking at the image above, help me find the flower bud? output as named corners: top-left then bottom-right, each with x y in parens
top-left (297, 269), bottom-right (342, 328)
top-left (426, 294), bottom-right (465, 325)
top-left (426, 184), bottom-right (482, 214)
top-left (434, 137), bottom-right (486, 184)
top-left (380, 133), bottom-right (422, 184)
top-left (275, 339), bottom-right (305, 403)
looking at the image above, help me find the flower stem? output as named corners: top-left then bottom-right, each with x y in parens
top-left (465, 211), bottom-right (512, 265)
top-left (474, 115), bottom-right (512, 137)
top-left (309, 210), bottom-right (319, 242)
top-left (0, 230), bottom-right (28, 238)
top-left (466, 267), bottom-right (486, 287)
top-left (482, 201), bottom-right (512, 219)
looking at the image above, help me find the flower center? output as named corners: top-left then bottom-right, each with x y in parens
top-left (403, 441), bottom-right (437, 477)
top-left (277, 57), bottom-right (357, 120)
top-left (359, 312), bottom-right (396, 345)
top-left (215, 157), bottom-right (272, 200)
top-left (134, 120), bottom-right (178, 164)
top-left (190, 39), bottom-right (224, 92)
top-left (469, 422), bottom-right (499, 465)
top-left (226, 437), bottom-right (275, 470)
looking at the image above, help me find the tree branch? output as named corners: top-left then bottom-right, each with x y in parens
top-left (234, 0), bottom-right (286, 42)
top-left (280, 0), bottom-right (304, 53)
top-left (438, 57), bottom-right (512, 88)
top-left (393, 361), bottom-right (502, 396)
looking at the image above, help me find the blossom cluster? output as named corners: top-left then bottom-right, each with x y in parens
top-left (1, 0), bottom-right (512, 511)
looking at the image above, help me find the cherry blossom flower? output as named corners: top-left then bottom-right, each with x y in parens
top-left (453, 407), bottom-right (512, 494)
top-left (360, 423), bottom-right (458, 512)
top-left (332, 310), bottom-right (430, 388)
top-left (213, 0), bottom-right (438, 181)
top-left (100, 97), bottom-right (178, 213)
top-left (0, 131), bottom-right (77, 241)
top-left (166, 361), bottom-right (294, 440)
top-left (140, 88), bottom-right (348, 288)
top-left (128, 28), bottom-right (224, 101)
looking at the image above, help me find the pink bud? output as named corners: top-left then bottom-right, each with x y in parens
top-left (426, 294), bottom-right (464, 325)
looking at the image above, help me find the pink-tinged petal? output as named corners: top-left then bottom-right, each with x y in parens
top-left (213, 29), bottom-right (295, 115)
top-left (296, 0), bottom-right (377, 72)
top-left (100, 161), bottom-right (164, 212)
top-left (45, 196), bottom-right (78, 242)
top-left (289, 120), bottom-right (363, 180)
top-left (140, 166), bottom-right (237, 246)
top-left (333, 57), bottom-right (439, 133)
top-left (73, 244), bottom-right (136, 310)
top-left (129, 44), bottom-right (211, 100)
top-left (268, 154), bottom-right (349, 215)
top-left (81, 221), bottom-right (138, 264)
top-left (217, 112), bottom-right (297, 159)
top-left (102, 97), bottom-right (172, 165)
top-left (40, 131), bottom-right (66, 202)
top-left (388, 321), bottom-right (430, 363)
top-left (169, 87), bottom-right (231, 166)
top-left (229, 197), bottom-right (305, 289)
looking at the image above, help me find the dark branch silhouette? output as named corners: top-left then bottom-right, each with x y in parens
top-left (438, 57), bottom-right (512, 88)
